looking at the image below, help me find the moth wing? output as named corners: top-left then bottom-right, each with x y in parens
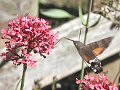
top-left (73, 41), bottom-right (96, 62)
top-left (87, 37), bottom-right (113, 56)
top-left (92, 48), bottom-right (105, 56)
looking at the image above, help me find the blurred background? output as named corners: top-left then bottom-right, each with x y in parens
top-left (0, 0), bottom-right (120, 90)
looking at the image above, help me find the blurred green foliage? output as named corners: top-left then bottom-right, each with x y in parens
top-left (40, 9), bottom-right (75, 19)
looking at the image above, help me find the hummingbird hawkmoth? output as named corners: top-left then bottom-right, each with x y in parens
top-left (64, 36), bottom-right (113, 74)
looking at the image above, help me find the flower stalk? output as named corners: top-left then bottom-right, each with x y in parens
top-left (20, 64), bottom-right (27, 90)
top-left (79, 0), bottom-right (93, 89)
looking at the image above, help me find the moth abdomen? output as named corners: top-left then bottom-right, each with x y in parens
top-left (88, 58), bottom-right (103, 74)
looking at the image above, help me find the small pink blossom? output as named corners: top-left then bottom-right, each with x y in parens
top-left (76, 78), bottom-right (81, 84)
top-left (109, 85), bottom-right (118, 90)
top-left (0, 15), bottom-right (58, 67)
top-left (76, 74), bottom-right (118, 90)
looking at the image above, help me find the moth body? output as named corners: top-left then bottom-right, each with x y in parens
top-left (73, 41), bottom-right (103, 74)
top-left (64, 37), bottom-right (113, 74)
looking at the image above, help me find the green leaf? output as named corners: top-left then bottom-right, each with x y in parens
top-left (39, 0), bottom-right (48, 4)
top-left (40, 9), bottom-right (75, 18)
top-left (89, 15), bottom-right (101, 28)
top-left (78, 5), bottom-right (86, 26)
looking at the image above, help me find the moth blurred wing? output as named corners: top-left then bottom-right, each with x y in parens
top-left (87, 37), bottom-right (113, 56)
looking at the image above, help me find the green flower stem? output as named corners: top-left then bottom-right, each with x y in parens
top-left (79, 0), bottom-right (93, 90)
top-left (20, 64), bottom-right (27, 90)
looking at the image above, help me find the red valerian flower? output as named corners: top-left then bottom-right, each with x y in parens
top-left (0, 16), bottom-right (58, 67)
top-left (76, 74), bottom-right (118, 90)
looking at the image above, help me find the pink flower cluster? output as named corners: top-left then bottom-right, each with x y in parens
top-left (76, 74), bottom-right (118, 90)
top-left (1, 16), bottom-right (58, 67)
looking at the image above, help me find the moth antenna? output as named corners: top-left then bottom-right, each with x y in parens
top-left (63, 37), bottom-right (74, 41)
top-left (78, 28), bottom-right (82, 41)
top-left (55, 37), bottom-right (74, 46)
